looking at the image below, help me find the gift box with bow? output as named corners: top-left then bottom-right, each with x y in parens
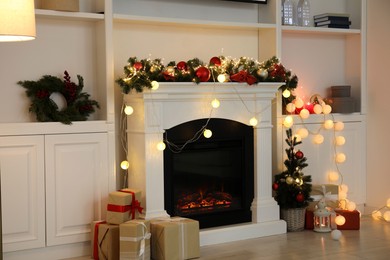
top-left (107, 189), bottom-right (143, 225)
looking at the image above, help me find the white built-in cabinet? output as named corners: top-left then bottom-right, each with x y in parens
top-left (1, 131), bottom-right (109, 254)
top-left (0, 0), bottom-right (366, 258)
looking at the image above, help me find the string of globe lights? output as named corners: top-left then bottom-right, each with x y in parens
top-left (281, 93), bottom-right (357, 212)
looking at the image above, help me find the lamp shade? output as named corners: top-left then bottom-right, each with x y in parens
top-left (0, 0), bottom-right (36, 42)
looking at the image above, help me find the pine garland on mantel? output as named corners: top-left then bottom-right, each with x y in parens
top-left (116, 55), bottom-right (298, 103)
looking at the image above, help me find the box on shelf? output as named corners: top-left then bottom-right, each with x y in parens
top-left (91, 221), bottom-right (119, 260)
top-left (120, 219), bottom-right (151, 260)
top-left (151, 217), bottom-right (200, 260)
top-left (107, 189), bottom-right (143, 225)
top-left (41, 0), bottom-right (79, 12)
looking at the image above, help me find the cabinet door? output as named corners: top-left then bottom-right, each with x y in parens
top-left (0, 135), bottom-right (45, 252)
top-left (45, 133), bottom-right (108, 246)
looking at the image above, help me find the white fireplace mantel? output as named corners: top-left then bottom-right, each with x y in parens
top-left (125, 82), bottom-right (286, 245)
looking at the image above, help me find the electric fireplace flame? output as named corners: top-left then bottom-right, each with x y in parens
top-left (176, 190), bottom-right (233, 215)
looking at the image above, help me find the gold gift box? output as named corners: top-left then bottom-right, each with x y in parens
top-left (120, 219), bottom-right (151, 260)
top-left (41, 0), bottom-right (79, 12)
top-left (308, 184), bottom-right (339, 210)
top-left (91, 221), bottom-right (119, 260)
top-left (151, 217), bottom-right (200, 260)
top-left (107, 189), bottom-right (143, 225)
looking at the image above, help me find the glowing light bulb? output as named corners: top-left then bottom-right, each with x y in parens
top-left (313, 134), bottom-right (324, 144)
top-left (328, 171), bottom-right (339, 182)
top-left (335, 136), bottom-right (346, 146)
top-left (286, 103), bottom-right (296, 113)
top-left (383, 211), bottom-right (390, 222)
top-left (336, 153), bottom-right (346, 163)
top-left (249, 117), bottom-right (258, 126)
top-left (217, 73), bottom-right (229, 83)
top-left (157, 141), bottom-right (166, 151)
top-left (347, 201), bottom-right (356, 211)
top-left (151, 80), bottom-right (159, 90)
top-left (294, 97), bottom-right (304, 109)
top-left (299, 108), bottom-right (310, 119)
top-left (335, 215), bottom-right (346, 226)
top-left (124, 105), bottom-right (134, 115)
top-left (334, 121), bottom-right (345, 131)
top-left (203, 129), bottom-right (212, 138)
top-left (282, 89), bottom-right (291, 98)
top-left (283, 116), bottom-right (293, 128)
top-left (339, 191), bottom-right (347, 200)
top-left (297, 128), bottom-right (308, 139)
top-left (211, 98), bottom-right (220, 108)
top-left (120, 160), bottom-right (130, 170)
top-left (324, 119), bottom-right (334, 129)
top-left (387, 198), bottom-right (390, 208)
top-left (313, 104), bottom-right (323, 114)
top-left (322, 104), bottom-right (332, 114)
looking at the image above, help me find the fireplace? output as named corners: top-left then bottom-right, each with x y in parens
top-left (125, 82), bottom-right (286, 246)
top-left (163, 118), bottom-right (254, 228)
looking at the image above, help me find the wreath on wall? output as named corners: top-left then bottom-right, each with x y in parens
top-left (18, 71), bottom-right (100, 125)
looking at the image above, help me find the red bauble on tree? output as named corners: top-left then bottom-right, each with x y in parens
top-left (176, 61), bottom-right (188, 71)
top-left (133, 62), bottom-right (143, 71)
top-left (209, 56), bottom-right (222, 66)
top-left (296, 193), bottom-right (305, 203)
top-left (195, 66), bottom-right (210, 82)
top-left (295, 150), bottom-right (304, 159)
top-left (272, 182), bottom-right (279, 191)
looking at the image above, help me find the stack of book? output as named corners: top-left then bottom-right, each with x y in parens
top-left (314, 13), bottom-right (351, 29)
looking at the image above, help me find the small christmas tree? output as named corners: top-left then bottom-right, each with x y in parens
top-left (273, 128), bottom-right (312, 209)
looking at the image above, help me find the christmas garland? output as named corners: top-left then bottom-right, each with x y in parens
top-left (116, 56), bottom-right (298, 103)
top-left (18, 71), bottom-right (100, 125)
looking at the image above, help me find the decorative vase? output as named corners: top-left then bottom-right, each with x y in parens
top-left (280, 208), bottom-right (306, 232)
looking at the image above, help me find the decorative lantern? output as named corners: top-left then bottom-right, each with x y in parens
top-left (313, 199), bottom-right (331, 232)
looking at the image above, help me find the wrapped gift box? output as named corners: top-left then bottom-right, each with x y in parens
top-left (107, 189), bottom-right (143, 225)
top-left (151, 217), bottom-right (200, 260)
top-left (41, 0), bottom-right (79, 12)
top-left (120, 219), bottom-right (151, 260)
top-left (335, 209), bottom-right (360, 230)
top-left (91, 221), bottom-right (119, 260)
top-left (309, 184), bottom-right (339, 211)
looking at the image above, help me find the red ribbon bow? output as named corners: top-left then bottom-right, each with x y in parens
top-left (230, 70), bottom-right (257, 85)
top-left (119, 189), bottom-right (144, 219)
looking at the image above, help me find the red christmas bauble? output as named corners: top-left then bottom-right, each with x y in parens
top-left (272, 182), bottom-right (279, 191)
top-left (195, 66), bottom-right (210, 82)
top-left (134, 62), bottom-right (143, 70)
top-left (295, 150), bottom-right (304, 159)
top-left (296, 193), bottom-right (305, 202)
top-left (209, 56), bottom-right (222, 66)
top-left (177, 61), bottom-right (188, 71)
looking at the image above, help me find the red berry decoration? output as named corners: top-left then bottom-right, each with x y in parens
top-left (209, 56), bottom-right (222, 66)
top-left (176, 61), bottom-right (188, 71)
top-left (195, 66), bottom-right (210, 82)
top-left (295, 150), bottom-right (304, 159)
top-left (272, 182), bottom-right (279, 191)
top-left (134, 62), bottom-right (143, 70)
top-left (296, 193), bottom-right (304, 202)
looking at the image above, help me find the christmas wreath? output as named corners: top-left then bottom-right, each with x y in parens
top-left (18, 71), bottom-right (100, 125)
top-left (116, 55), bottom-right (298, 104)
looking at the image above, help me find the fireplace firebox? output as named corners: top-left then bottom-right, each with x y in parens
top-left (163, 118), bottom-right (254, 229)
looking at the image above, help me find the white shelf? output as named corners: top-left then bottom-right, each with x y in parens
top-left (113, 14), bottom-right (276, 30)
top-left (282, 25), bottom-right (361, 35)
top-left (35, 9), bottom-right (104, 21)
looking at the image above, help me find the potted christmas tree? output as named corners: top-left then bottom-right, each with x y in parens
top-left (273, 128), bottom-right (312, 231)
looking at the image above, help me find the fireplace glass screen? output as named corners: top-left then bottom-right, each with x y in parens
top-left (164, 118), bottom-right (254, 229)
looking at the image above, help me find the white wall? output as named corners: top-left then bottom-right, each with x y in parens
top-left (366, 0), bottom-right (390, 209)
